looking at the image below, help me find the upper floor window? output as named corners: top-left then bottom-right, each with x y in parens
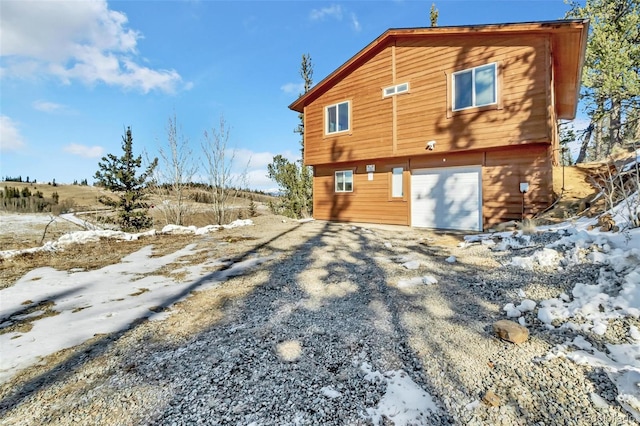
top-left (326, 101), bottom-right (350, 134)
top-left (452, 63), bottom-right (497, 111)
top-left (383, 82), bottom-right (409, 98)
top-left (335, 170), bottom-right (353, 192)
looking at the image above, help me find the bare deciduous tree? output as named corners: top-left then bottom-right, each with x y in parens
top-left (201, 115), bottom-right (248, 225)
top-left (150, 113), bottom-right (198, 226)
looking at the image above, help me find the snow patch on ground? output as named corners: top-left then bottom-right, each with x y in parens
top-left (0, 218), bottom-right (263, 383)
top-left (397, 275), bottom-right (438, 288)
top-left (553, 336), bottom-right (640, 423)
top-left (0, 218), bottom-right (253, 259)
top-left (466, 208), bottom-right (640, 421)
top-left (509, 223), bottom-right (640, 421)
top-left (361, 362), bottom-right (438, 425)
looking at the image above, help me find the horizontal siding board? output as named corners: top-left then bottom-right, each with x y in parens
top-left (304, 45), bottom-right (394, 166)
top-left (313, 163), bottom-right (409, 225)
top-left (482, 145), bottom-right (552, 226)
top-left (304, 33), bottom-right (552, 166)
top-left (311, 146), bottom-right (553, 230)
top-left (303, 32), bottom-right (559, 229)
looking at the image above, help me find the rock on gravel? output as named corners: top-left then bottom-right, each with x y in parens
top-left (493, 320), bottom-right (530, 344)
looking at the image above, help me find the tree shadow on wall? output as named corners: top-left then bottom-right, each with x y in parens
top-left (435, 36), bottom-right (540, 152)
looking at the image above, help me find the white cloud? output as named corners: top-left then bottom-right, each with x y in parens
top-left (351, 13), bottom-right (361, 32)
top-left (245, 169), bottom-right (275, 190)
top-left (310, 4), bottom-right (343, 21)
top-left (281, 82), bottom-right (305, 95)
top-left (197, 147), bottom-right (299, 190)
top-left (0, 116), bottom-right (26, 152)
top-left (32, 100), bottom-right (67, 113)
top-left (63, 143), bottom-right (104, 158)
top-left (226, 148), bottom-right (299, 190)
top-left (1, 0), bottom-right (184, 93)
top-left (309, 5), bottom-right (360, 32)
top-left (234, 148), bottom-right (298, 169)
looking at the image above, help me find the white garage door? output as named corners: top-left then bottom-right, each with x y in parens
top-left (411, 166), bottom-right (482, 231)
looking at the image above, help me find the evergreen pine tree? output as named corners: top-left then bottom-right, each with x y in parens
top-left (430, 3), bottom-right (439, 27)
top-left (271, 53), bottom-right (315, 218)
top-left (248, 196), bottom-right (257, 217)
top-left (567, 0), bottom-right (640, 161)
top-left (94, 127), bottom-right (158, 231)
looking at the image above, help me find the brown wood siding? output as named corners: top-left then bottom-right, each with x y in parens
top-left (300, 31), bottom-right (567, 230)
top-left (313, 162), bottom-right (409, 225)
top-left (406, 147), bottom-right (552, 229)
top-left (311, 146), bottom-right (554, 230)
top-left (409, 152), bottom-right (484, 169)
top-left (395, 34), bottom-right (552, 155)
top-left (304, 46), bottom-right (394, 166)
top-left (483, 144), bottom-right (554, 227)
top-left (303, 34), bottom-right (554, 167)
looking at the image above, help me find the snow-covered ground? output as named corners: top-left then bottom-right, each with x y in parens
top-left (2, 203), bottom-right (640, 422)
top-left (0, 219), bottom-right (264, 383)
top-left (465, 200), bottom-right (640, 422)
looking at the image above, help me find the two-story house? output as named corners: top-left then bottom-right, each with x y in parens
top-left (289, 19), bottom-right (589, 231)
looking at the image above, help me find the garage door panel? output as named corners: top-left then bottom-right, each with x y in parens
top-left (411, 167), bottom-right (482, 231)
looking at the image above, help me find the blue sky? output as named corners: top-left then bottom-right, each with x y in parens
top-left (1, 0), bottom-right (584, 190)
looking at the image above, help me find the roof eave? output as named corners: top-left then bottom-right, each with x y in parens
top-left (289, 19), bottom-right (590, 114)
top-left (558, 19), bottom-right (590, 120)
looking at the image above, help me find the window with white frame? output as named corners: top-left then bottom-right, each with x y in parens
top-left (326, 101), bottom-right (350, 134)
top-left (383, 82), bottom-right (409, 98)
top-left (452, 63), bottom-right (497, 111)
top-left (391, 167), bottom-right (403, 198)
top-left (335, 170), bottom-right (353, 192)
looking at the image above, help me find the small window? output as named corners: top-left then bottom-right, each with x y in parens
top-left (326, 101), bottom-right (350, 134)
top-left (335, 170), bottom-right (353, 192)
top-left (391, 167), bottom-right (403, 198)
top-left (452, 63), bottom-right (497, 111)
top-left (383, 82), bottom-right (410, 98)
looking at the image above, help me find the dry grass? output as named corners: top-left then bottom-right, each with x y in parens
top-left (0, 233), bottom-right (204, 289)
top-left (0, 300), bottom-right (59, 335)
top-left (2, 182), bottom-right (116, 211)
top-left (3, 182), bottom-right (276, 228)
top-left (0, 216), bottom-right (83, 251)
top-left (534, 165), bottom-right (600, 224)
top-left (517, 218), bottom-right (538, 234)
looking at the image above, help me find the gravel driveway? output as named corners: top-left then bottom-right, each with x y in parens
top-left (0, 218), bottom-right (636, 425)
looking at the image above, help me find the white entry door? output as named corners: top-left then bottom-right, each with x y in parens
top-left (411, 166), bottom-right (482, 231)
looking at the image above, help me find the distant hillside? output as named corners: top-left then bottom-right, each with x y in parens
top-left (1, 182), bottom-right (110, 212)
top-left (2, 182), bottom-right (279, 205)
